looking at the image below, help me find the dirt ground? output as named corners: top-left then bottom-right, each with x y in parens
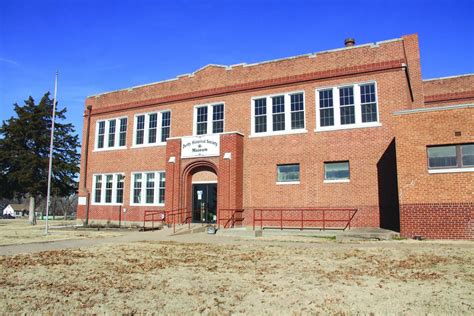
top-left (0, 219), bottom-right (122, 245)
top-left (0, 237), bottom-right (473, 314)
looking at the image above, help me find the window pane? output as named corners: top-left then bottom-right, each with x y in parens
top-left (196, 107), bottom-right (208, 135)
top-left (290, 93), bottom-right (304, 130)
top-left (146, 173), bottom-right (155, 204)
top-left (427, 146), bottom-right (457, 168)
top-left (133, 174), bottom-right (142, 203)
top-left (119, 118), bottom-right (127, 147)
top-left (94, 175), bottom-right (102, 203)
top-left (461, 144), bottom-right (474, 167)
top-left (161, 112), bottom-right (171, 142)
top-left (339, 87), bottom-right (355, 125)
top-left (360, 84), bottom-right (378, 123)
top-left (136, 115), bottom-right (145, 145)
top-left (319, 89), bottom-right (334, 127)
top-left (272, 96), bottom-right (285, 131)
top-left (105, 175), bottom-right (113, 203)
top-left (116, 174), bottom-right (124, 204)
top-left (277, 164), bottom-right (300, 182)
top-left (254, 98), bottom-right (267, 133)
top-left (212, 104), bottom-right (224, 134)
top-left (148, 113), bottom-right (157, 144)
top-left (325, 162), bottom-right (350, 180)
top-left (97, 121), bottom-right (105, 149)
top-left (159, 172), bottom-right (166, 204)
top-left (108, 120), bottom-right (116, 147)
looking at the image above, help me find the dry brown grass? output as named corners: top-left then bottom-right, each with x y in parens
top-left (0, 219), bottom-right (122, 245)
top-left (0, 239), bottom-right (473, 314)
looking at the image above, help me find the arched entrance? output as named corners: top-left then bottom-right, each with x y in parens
top-left (182, 161), bottom-right (218, 224)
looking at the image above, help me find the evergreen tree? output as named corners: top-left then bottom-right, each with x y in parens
top-left (0, 92), bottom-right (80, 224)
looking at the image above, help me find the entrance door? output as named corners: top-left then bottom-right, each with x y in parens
top-left (192, 183), bottom-right (217, 223)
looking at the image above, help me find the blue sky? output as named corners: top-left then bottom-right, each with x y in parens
top-left (1, 0), bottom-right (473, 142)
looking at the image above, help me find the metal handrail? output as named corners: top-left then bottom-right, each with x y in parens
top-left (252, 208), bottom-right (358, 231)
top-left (218, 208), bottom-right (245, 229)
top-left (143, 210), bottom-right (165, 231)
top-left (167, 208), bottom-right (192, 233)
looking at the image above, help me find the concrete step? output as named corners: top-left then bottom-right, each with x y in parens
top-left (170, 224), bottom-right (208, 236)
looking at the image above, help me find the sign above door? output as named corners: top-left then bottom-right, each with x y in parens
top-left (181, 134), bottom-right (220, 159)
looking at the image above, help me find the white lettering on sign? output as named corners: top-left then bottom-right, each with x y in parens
top-left (181, 134), bottom-right (220, 158)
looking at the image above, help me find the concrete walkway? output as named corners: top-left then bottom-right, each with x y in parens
top-left (1, 226), bottom-right (472, 256)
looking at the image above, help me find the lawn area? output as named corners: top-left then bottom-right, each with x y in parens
top-left (0, 238), bottom-right (472, 314)
top-left (0, 219), bottom-right (122, 246)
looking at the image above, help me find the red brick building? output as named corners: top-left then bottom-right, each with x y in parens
top-left (76, 34), bottom-right (473, 239)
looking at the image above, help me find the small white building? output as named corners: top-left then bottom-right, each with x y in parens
top-left (2, 204), bottom-right (28, 217)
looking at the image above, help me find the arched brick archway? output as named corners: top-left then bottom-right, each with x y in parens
top-left (164, 133), bottom-right (244, 226)
top-left (181, 160), bottom-right (219, 223)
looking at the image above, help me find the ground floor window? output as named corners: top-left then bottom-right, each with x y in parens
top-left (131, 171), bottom-right (165, 205)
top-left (93, 173), bottom-right (125, 204)
top-left (276, 164), bottom-right (300, 184)
top-left (324, 161), bottom-right (350, 182)
top-left (428, 143), bottom-right (474, 172)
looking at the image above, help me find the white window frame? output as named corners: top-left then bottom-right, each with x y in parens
top-left (192, 102), bottom-right (225, 136)
top-left (94, 116), bottom-right (128, 151)
top-left (92, 173), bottom-right (125, 205)
top-left (250, 91), bottom-right (307, 137)
top-left (315, 81), bottom-right (381, 132)
top-left (132, 111), bottom-right (171, 148)
top-left (130, 171), bottom-right (166, 206)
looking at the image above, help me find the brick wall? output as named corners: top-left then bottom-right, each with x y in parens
top-left (423, 74), bottom-right (474, 107)
top-left (394, 106), bottom-right (474, 239)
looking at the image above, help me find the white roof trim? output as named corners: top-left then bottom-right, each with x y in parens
top-left (393, 104), bottom-right (474, 115)
top-left (423, 73), bottom-right (474, 82)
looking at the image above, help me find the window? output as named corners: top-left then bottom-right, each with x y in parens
top-left (134, 111), bottom-right (171, 146)
top-left (194, 103), bottom-right (225, 135)
top-left (95, 117), bottom-right (127, 150)
top-left (254, 98), bottom-right (267, 133)
top-left (131, 171), bottom-right (166, 205)
top-left (339, 87), bottom-right (355, 125)
top-left (272, 96), bottom-right (285, 131)
top-left (316, 82), bottom-right (379, 131)
top-left (161, 112), bottom-right (171, 142)
top-left (428, 144), bottom-right (474, 172)
top-left (291, 93), bottom-right (305, 129)
top-left (252, 92), bottom-right (305, 136)
top-left (93, 173), bottom-right (125, 204)
top-left (277, 164), bottom-right (300, 183)
top-left (324, 162), bottom-right (350, 182)
top-left (116, 174), bottom-right (124, 203)
top-left (319, 89), bottom-right (334, 127)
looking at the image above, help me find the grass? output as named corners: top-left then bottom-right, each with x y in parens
top-left (0, 219), bottom-right (122, 246)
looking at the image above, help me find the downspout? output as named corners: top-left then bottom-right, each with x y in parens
top-left (83, 105), bottom-right (92, 225)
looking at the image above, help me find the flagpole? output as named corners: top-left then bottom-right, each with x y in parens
top-left (45, 71), bottom-right (58, 235)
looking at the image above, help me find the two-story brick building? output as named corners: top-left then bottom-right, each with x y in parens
top-left (76, 34), bottom-right (473, 239)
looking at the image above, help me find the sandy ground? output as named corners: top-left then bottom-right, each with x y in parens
top-left (0, 236), bottom-right (473, 314)
top-left (0, 219), bottom-right (122, 245)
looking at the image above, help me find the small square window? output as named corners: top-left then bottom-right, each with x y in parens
top-left (324, 161), bottom-right (350, 181)
top-left (277, 164), bottom-right (300, 183)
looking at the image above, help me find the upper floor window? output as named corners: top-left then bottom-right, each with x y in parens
top-left (252, 92), bottom-right (306, 136)
top-left (194, 103), bottom-right (225, 135)
top-left (131, 171), bottom-right (166, 205)
top-left (93, 173), bottom-right (125, 205)
top-left (316, 82), bottom-right (379, 131)
top-left (134, 111), bottom-right (171, 147)
top-left (427, 143), bottom-right (474, 173)
top-left (95, 117), bottom-right (128, 150)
